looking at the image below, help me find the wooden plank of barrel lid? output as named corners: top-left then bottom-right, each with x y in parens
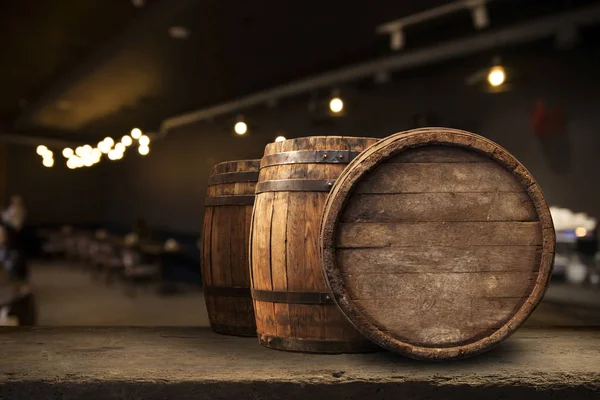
top-left (202, 159), bottom-right (260, 337)
top-left (320, 127), bottom-right (555, 360)
top-left (250, 136), bottom-right (380, 353)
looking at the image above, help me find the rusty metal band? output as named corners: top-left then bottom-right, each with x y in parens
top-left (259, 334), bottom-right (380, 354)
top-left (252, 289), bottom-right (334, 304)
top-left (255, 179), bottom-right (335, 194)
top-left (261, 150), bottom-right (362, 168)
top-left (210, 323), bottom-right (256, 337)
top-left (204, 286), bottom-right (252, 297)
top-left (204, 195), bottom-right (255, 206)
top-left (208, 171), bottom-right (259, 186)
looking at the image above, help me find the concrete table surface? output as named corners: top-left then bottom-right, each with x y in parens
top-left (0, 327), bottom-right (599, 399)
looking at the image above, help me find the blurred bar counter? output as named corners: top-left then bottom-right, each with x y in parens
top-left (0, 327), bottom-right (599, 399)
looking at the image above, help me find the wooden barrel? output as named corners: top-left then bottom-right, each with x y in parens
top-left (202, 159), bottom-right (260, 337)
top-left (250, 136), bottom-right (379, 353)
top-left (320, 127), bottom-right (555, 360)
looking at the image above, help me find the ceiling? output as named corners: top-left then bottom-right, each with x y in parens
top-left (0, 0), bottom-right (598, 141)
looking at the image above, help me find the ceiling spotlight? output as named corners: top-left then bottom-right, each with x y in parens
top-left (487, 65), bottom-right (506, 87)
top-left (275, 136), bottom-right (286, 143)
top-left (36, 145), bottom-right (48, 156)
top-left (131, 128), bottom-right (142, 139)
top-left (42, 158), bottom-right (54, 168)
top-left (138, 145), bottom-right (150, 156)
top-left (469, 1), bottom-right (490, 30)
top-left (62, 148), bottom-right (74, 158)
top-left (234, 121), bottom-right (247, 135)
top-left (122, 135), bottom-right (133, 146)
top-left (329, 97), bottom-right (344, 113)
top-left (138, 135), bottom-right (150, 146)
top-left (115, 143), bottom-right (126, 153)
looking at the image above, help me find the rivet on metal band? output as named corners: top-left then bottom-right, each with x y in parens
top-left (208, 171), bottom-right (259, 186)
top-left (261, 150), bottom-right (362, 168)
top-left (204, 195), bottom-right (255, 206)
top-left (251, 289), bottom-right (334, 304)
top-left (255, 179), bottom-right (335, 194)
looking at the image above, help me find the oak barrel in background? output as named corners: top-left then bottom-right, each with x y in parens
top-left (250, 136), bottom-right (379, 353)
top-left (320, 127), bottom-right (555, 360)
top-left (202, 159), bottom-right (260, 337)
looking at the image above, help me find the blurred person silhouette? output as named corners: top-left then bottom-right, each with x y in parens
top-left (2, 195), bottom-right (26, 250)
top-left (2, 195), bottom-right (26, 232)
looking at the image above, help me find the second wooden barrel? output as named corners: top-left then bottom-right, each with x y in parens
top-left (250, 136), bottom-right (379, 353)
top-left (320, 127), bottom-right (555, 360)
top-left (202, 159), bottom-right (260, 337)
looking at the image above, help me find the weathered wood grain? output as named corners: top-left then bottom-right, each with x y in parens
top-left (337, 221), bottom-right (542, 247)
top-left (202, 159), bottom-right (260, 337)
top-left (320, 128), bottom-right (555, 360)
top-left (341, 192), bottom-right (537, 222)
top-left (250, 136), bottom-right (378, 353)
top-left (337, 246), bottom-right (541, 274)
top-left (355, 162), bottom-right (523, 193)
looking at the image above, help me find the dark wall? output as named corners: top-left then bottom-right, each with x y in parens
top-left (5, 144), bottom-right (106, 226)
top-left (5, 46), bottom-right (600, 233)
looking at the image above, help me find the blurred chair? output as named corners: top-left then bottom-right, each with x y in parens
top-left (120, 240), bottom-right (160, 297)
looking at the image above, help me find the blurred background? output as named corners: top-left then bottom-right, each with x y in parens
top-left (0, 0), bottom-right (599, 327)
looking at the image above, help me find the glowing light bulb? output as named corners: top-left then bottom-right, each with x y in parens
top-left (131, 128), bottom-right (142, 139)
top-left (104, 137), bottom-right (115, 147)
top-left (138, 145), bottom-right (150, 155)
top-left (329, 97), bottom-right (344, 113)
top-left (575, 227), bottom-right (587, 238)
top-left (487, 65), bottom-right (506, 87)
top-left (43, 151), bottom-right (53, 160)
top-left (67, 158), bottom-right (77, 169)
top-left (98, 141), bottom-right (111, 154)
top-left (63, 148), bottom-right (73, 158)
top-left (75, 146), bottom-right (84, 157)
top-left (115, 143), bottom-right (126, 153)
top-left (42, 158), bottom-right (54, 167)
top-left (36, 145), bottom-right (48, 156)
top-left (275, 136), bottom-right (286, 142)
top-left (82, 144), bottom-right (92, 156)
top-left (138, 135), bottom-right (150, 146)
top-left (92, 148), bottom-right (102, 160)
top-left (122, 135), bottom-right (133, 146)
top-left (234, 122), bottom-right (247, 135)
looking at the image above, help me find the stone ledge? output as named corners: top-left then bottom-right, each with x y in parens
top-left (0, 327), bottom-right (599, 399)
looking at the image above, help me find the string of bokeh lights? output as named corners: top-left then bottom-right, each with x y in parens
top-left (36, 128), bottom-right (150, 169)
top-left (35, 64), bottom-right (505, 168)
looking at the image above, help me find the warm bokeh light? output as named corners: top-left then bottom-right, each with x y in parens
top-left (131, 128), bottom-right (142, 139)
top-left (487, 65), bottom-right (506, 87)
top-left (329, 97), bottom-right (344, 113)
top-left (275, 136), bottom-right (286, 142)
top-left (138, 135), bottom-right (150, 146)
top-left (138, 145), bottom-right (150, 155)
top-left (115, 143), bottom-right (126, 153)
top-left (82, 144), bottom-right (92, 155)
top-left (92, 148), bottom-right (102, 160)
top-left (36, 145), bottom-right (48, 156)
top-left (575, 227), bottom-right (587, 237)
top-left (66, 158), bottom-right (77, 169)
top-left (104, 137), bottom-right (115, 147)
top-left (234, 121), bottom-right (247, 135)
top-left (108, 150), bottom-right (120, 160)
top-left (42, 158), bottom-right (54, 167)
top-left (98, 141), bottom-right (111, 154)
top-left (122, 135), bottom-right (133, 146)
top-left (62, 148), bottom-right (74, 158)
top-left (75, 146), bottom-right (84, 157)
top-left (43, 151), bottom-right (53, 160)
top-left (83, 156), bottom-right (94, 167)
